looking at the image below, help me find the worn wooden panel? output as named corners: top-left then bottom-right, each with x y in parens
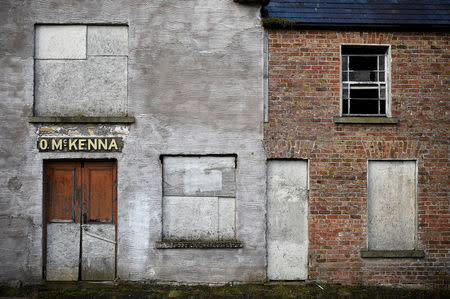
top-left (45, 162), bottom-right (81, 222)
top-left (267, 160), bottom-right (308, 280)
top-left (46, 223), bottom-right (80, 281)
top-left (368, 161), bottom-right (416, 250)
top-left (162, 156), bottom-right (236, 197)
top-left (83, 162), bottom-right (116, 223)
top-left (81, 224), bottom-right (115, 281)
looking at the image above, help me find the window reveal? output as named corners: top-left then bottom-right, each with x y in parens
top-left (341, 46), bottom-right (389, 116)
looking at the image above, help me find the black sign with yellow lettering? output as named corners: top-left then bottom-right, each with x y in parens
top-left (38, 137), bottom-right (123, 152)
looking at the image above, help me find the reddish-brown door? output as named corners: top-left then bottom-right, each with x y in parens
top-left (44, 160), bottom-right (117, 281)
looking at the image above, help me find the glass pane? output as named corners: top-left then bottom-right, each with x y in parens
top-left (343, 72), bottom-right (348, 81)
top-left (350, 88), bottom-right (378, 99)
top-left (343, 99), bottom-right (349, 115)
top-left (380, 100), bottom-right (386, 114)
top-left (342, 85), bottom-right (349, 99)
top-left (380, 84), bottom-right (386, 98)
top-left (349, 71), bottom-right (378, 82)
top-left (379, 56), bottom-right (385, 71)
top-left (350, 99), bottom-right (379, 114)
top-left (342, 56), bottom-right (348, 71)
top-left (349, 56), bottom-right (377, 71)
top-left (379, 72), bottom-right (385, 82)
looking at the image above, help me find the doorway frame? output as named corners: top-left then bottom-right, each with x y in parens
top-left (42, 159), bottom-right (118, 281)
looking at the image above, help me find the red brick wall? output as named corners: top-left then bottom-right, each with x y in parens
top-left (264, 30), bottom-right (449, 286)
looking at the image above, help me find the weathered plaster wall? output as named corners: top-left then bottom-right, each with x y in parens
top-left (0, 0), bottom-right (265, 285)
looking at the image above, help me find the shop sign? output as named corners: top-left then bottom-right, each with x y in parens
top-left (38, 137), bottom-right (123, 152)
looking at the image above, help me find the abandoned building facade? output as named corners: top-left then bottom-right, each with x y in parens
top-left (0, 0), bottom-right (448, 287)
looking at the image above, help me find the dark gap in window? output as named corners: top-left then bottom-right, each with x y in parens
top-left (349, 56), bottom-right (377, 71)
top-left (342, 45), bottom-right (388, 55)
top-left (380, 101), bottom-right (386, 114)
top-left (350, 100), bottom-right (379, 114)
top-left (343, 99), bottom-right (349, 115)
top-left (350, 88), bottom-right (378, 98)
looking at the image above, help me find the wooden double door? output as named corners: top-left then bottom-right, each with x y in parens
top-left (44, 161), bottom-right (117, 281)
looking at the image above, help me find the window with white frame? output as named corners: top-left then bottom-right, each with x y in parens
top-left (341, 45), bottom-right (390, 116)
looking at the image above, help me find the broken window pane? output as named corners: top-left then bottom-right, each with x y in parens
top-left (349, 71), bottom-right (378, 82)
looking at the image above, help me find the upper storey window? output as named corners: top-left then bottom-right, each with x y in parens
top-left (341, 45), bottom-right (390, 116)
top-left (34, 25), bottom-right (128, 117)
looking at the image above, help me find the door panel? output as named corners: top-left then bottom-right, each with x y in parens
top-left (81, 224), bottom-right (116, 280)
top-left (267, 160), bottom-right (308, 280)
top-left (81, 162), bottom-right (117, 280)
top-left (83, 162), bottom-right (116, 223)
top-left (45, 162), bottom-right (81, 223)
top-left (45, 160), bottom-right (117, 281)
top-left (46, 223), bottom-right (80, 281)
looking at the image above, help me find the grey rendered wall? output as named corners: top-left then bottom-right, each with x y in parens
top-left (0, 0), bottom-right (265, 284)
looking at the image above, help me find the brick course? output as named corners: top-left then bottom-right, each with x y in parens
top-left (264, 30), bottom-right (449, 286)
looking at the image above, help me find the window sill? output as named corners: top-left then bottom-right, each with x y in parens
top-left (333, 116), bottom-right (398, 124)
top-left (360, 250), bottom-right (425, 258)
top-left (29, 116), bottom-right (135, 124)
top-left (155, 240), bottom-right (243, 249)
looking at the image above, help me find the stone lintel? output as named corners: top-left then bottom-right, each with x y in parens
top-left (155, 240), bottom-right (243, 249)
top-left (360, 250), bottom-right (425, 258)
top-left (29, 116), bottom-right (135, 124)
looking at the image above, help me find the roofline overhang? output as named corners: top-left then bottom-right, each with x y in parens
top-left (262, 17), bottom-right (450, 32)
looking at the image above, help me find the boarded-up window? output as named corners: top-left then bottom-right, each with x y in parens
top-left (34, 25), bottom-right (128, 116)
top-left (162, 156), bottom-right (236, 240)
top-left (367, 161), bottom-right (417, 250)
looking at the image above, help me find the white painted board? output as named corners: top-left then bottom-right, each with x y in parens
top-left (267, 160), bottom-right (308, 280)
top-left (46, 223), bottom-right (80, 281)
top-left (368, 161), bottom-right (416, 250)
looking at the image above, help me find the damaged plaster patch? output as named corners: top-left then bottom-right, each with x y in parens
top-left (7, 177), bottom-right (22, 191)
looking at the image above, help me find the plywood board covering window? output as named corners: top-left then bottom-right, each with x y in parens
top-left (162, 156), bottom-right (236, 241)
top-left (367, 161), bottom-right (417, 250)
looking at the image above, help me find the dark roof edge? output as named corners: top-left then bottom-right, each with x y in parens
top-left (262, 18), bottom-right (450, 32)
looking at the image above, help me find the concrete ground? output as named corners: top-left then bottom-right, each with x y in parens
top-left (0, 282), bottom-right (449, 298)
